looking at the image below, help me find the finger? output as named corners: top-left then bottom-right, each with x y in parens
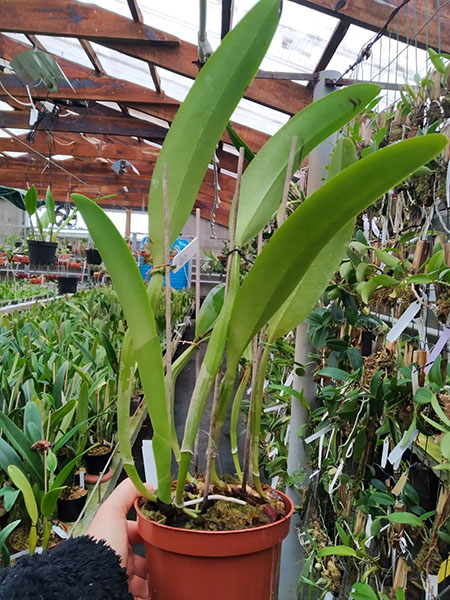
top-left (128, 574), bottom-right (149, 599)
top-left (127, 520), bottom-right (144, 546)
top-left (103, 478), bottom-right (143, 516)
top-left (130, 553), bottom-right (148, 580)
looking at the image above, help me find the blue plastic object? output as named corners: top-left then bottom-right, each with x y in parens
top-left (139, 238), bottom-right (190, 290)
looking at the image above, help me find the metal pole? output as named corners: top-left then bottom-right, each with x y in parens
top-left (278, 70), bottom-right (340, 600)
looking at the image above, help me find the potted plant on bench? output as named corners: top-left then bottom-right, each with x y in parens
top-left (73, 0), bottom-right (448, 598)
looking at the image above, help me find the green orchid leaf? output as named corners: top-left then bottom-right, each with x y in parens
top-left (268, 137), bottom-right (358, 340)
top-left (72, 194), bottom-right (171, 504)
top-left (318, 545), bottom-right (359, 558)
top-left (228, 134), bottom-right (447, 363)
top-left (24, 401), bottom-right (42, 444)
top-left (195, 283), bottom-right (225, 338)
top-left (41, 486), bottom-right (66, 520)
top-left (23, 185), bottom-right (37, 217)
top-left (383, 512), bottom-right (424, 527)
top-left (8, 465), bottom-right (38, 525)
top-left (0, 411), bottom-right (44, 483)
top-left (235, 84), bottom-right (380, 246)
top-left (45, 186), bottom-right (56, 225)
top-left (360, 274), bottom-right (399, 304)
top-left (148, 0), bottom-right (281, 267)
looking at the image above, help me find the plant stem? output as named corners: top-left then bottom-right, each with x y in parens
top-left (230, 363), bottom-right (251, 481)
top-left (250, 344), bottom-right (270, 497)
top-left (117, 331), bottom-right (157, 502)
top-left (175, 252), bottom-right (240, 506)
top-left (242, 337), bottom-right (258, 492)
top-left (162, 164), bottom-right (174, 453)
top-left (202, 374), bottom-right (221, 506)
top-left (277, 135), bottom-right (298, 227)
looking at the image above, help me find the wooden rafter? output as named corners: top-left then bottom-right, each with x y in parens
top-left (291, 0), bottom-right (450, 54)
top-left (221, 0), bottom-right (234, 40)
top-left (0, 155), bottom-right (234, 225)
top-left (0, 35), bottom-right (270, 154)
top-left (25, 34), bottom-right (46, 52)
top-left (78, 39), bottom-right (104, 75)
top-left (313, 20), bottom-right (349, 74)
top-left (0, 0), bottom-right (179, 45)
top-left (127, 0), bottom-right (143, 23)
top-left (0, 0), bottom-right (312, 115)
top-left (0, 110), bottom-right (168, 138)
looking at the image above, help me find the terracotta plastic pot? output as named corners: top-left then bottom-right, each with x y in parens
top-left (135, 490), bottom-right (294, 600)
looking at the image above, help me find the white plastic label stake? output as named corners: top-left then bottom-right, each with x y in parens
top-left (424, 327), bottom-right (450, 374)
top-left (381, 436), bottom-right (390, 469)
top-left (388, 428), bottom-right (418, 469)
top-left (79, 471), bottom-right (85, 489)
top-left (172, 238), bottom-right (198, 273)
top-left (142, 439), bottom-right (157, 486)
top-left (425, 575), bottom-right (438, 600)
top-left (386, 301), bottom-right (422, 342)
top-left (304, 424), bottom-right (332, 445)
top-left (52, 524), bottom-right (69, 540)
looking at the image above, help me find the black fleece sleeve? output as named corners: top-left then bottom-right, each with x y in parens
top-left (0, 535), bottom-right (133, 600)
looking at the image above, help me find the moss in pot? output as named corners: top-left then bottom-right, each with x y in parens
top-left (73, 0), bottom-right (448, 597)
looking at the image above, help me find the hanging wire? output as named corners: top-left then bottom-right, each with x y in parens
top-left (336, 0), bottom-right (412, 83)
top-left (370, 0), bottom-right (450, 83)
top-left (413, 0), bottom-right (419, 76)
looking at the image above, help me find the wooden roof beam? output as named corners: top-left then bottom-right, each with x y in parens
top-left (221, 0), bottom-right (234, 40)
top-left (290, 0), bottom-right (450, 55)
top-left (0, 0), bottom-right (312, 115)
top-left (0, 110), bottom-right (168, 138)
top-left (125, 0), bottom-right (162, 93)
top-left (127, 0), bottom-right (143, 23)
top-left (79, 39), bottom-right (104, 75)
top-left (0, 35), bottom-right (269, 153)
top-left (0, 0), bottom-right (179, 45)
top-left (313, 20), bottom-right (349, 75)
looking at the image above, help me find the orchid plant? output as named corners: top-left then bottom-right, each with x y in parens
top-left (72, 0), bottom-right (447, 515)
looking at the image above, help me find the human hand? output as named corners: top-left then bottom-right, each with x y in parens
top-left (87, 478), bottom-right (150, 599)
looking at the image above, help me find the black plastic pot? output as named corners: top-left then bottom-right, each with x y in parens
top-left (27, 240), bottom-right (57, 266)
top-left (57, 276), bottom-right (78, 295)
top-left (85, 446), bottom-right (113, 475)
top-left (86, 248), bottom-right (102, 265)
top-left (57, 491), bottom-right (87, 522)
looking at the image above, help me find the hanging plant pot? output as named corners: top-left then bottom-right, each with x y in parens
top-left (57, 486), bottom-right (88, 522)
top-left (135, 491), bottom-right (294, 600)
top-left (85, 248), bottom-right (102, 265)
top-left (27, 240), bottom-right (57, 266)
top-left (57, 276), bottom-right (78, 295)
top-left (85, 445), bottom-right (113, 476)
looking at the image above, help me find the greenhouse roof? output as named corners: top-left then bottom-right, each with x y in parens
top-left (0, 0), bottom-right (448, 225)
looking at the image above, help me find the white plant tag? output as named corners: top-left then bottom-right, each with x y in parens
top-left (79, 471), bottom-right (85, 489)
top-left (304, 424), bottom-right (332, 445)
top-left (142, 440), bottom-right (157, 486)
top-left (381, 436), bottom-right (390, 468)
top-left (172, 238), bottom-right (198, 273)
top-left (52, 525), bottom-right (69, 540)
top-left (425, 575), bottom-right (438, 600)
top-left (386, 301), bottom-right (421, 342)
top-left (388, 428), bottom-right (418, 468)
top-left (328, 461), bottom-right (343, 494)
top-left (424, 327), bottom-right (450, 374)
top-left (411, 368), bottom-right (419, 395)
top-left (318, 433), bottom-right (324, 469)
top-left (29, 105), bottom-right (38, 125)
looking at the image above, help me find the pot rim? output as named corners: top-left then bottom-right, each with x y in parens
top-left (135, 488), bottom-right (294, 537)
